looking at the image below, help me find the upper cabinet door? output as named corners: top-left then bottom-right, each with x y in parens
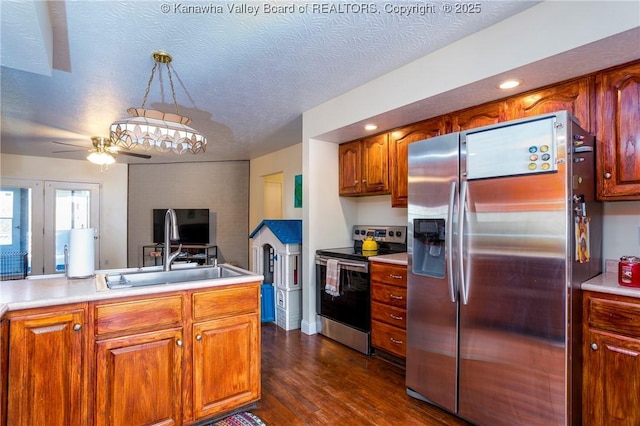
top-left (361, 133), bottom-right (390, 195)
top-left (338, 140), bottom-right (362, 195)
top-left (451, 101), bottom-right (504, 132)
top-left (505, 78), bottom-right (592, 131)
top-left (389, 117), bottom-right (448, 208)
top-left (596, 62), bottom-right (640, 200)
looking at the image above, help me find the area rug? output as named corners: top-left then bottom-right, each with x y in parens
top-left (211, 412), bottom-right (267, 426)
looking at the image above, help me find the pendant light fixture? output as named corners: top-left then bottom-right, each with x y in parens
top-left (110, 51), bottom-right (207, 154)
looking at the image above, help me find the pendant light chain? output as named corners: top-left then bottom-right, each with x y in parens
top-left (166, 63), bottom-right (180, 115)
top-left (140, 61), bottom-right (159, 110)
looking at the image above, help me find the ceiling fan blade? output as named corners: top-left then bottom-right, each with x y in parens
top-left (52, 140), bottom-right (87, 149)
top-left (118, 151), bottom-right (152, 159)
top-left (52, 148), bottom-right (86, 153)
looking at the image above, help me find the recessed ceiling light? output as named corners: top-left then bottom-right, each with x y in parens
top-left (498, 79), bottom-right (523, 90)
top-left (364, 124), bottom-right (378, 131)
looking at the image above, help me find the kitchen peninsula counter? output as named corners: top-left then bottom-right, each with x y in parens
top-left (1, 264), bottom-right (263, 424)
top-left (0, 264), bottom-right (263, 314)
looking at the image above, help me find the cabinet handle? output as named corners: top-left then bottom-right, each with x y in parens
top-left (389, 294), bottom-right (403, 300)
top-left (590, 343), bottom-right (598, 351)
top-left (362, 179), bottom-right (367, 183)
top-left (390, 337), bottom-right (404, 345)
top-left (389, 274), bottom-right (403, 280)
top-left (390, 314), bottom-right (403, 321)
top-left (176, 339), bottom-right (183, 347)
top-left (604, 172), bottom-right (612, 179)
top-left (73, 323), bottom-right (82, 331)
top-left (196, 334), bottom-right (203, 341)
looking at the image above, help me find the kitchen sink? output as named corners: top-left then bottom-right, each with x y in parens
top-left (103, 265), bottom-right (247, 289)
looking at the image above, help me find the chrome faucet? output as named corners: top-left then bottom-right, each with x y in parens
top-left (163, 208), bottom-right (182, 271)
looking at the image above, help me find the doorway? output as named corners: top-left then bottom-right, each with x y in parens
top-left (263, 172), bottom-right (283, 219)
top-left (0, 178), bottom-right (100, 277)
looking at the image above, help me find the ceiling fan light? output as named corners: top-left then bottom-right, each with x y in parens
top-left (109, 52), bottom-right (207, 156)
top-left (87, 151), bottom-right (116, 165)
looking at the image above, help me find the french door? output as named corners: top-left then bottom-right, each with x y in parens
top-left (0, 178), bottom-right (100, 277)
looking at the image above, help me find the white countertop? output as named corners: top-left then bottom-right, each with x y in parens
top-left (0, 264), bottom-right (263, 315)
top-left (369, 252), bottom-right (407, 266)
top-left (582, 271), bottom-right (640, 298)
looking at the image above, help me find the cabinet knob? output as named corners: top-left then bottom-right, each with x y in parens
top-left (176, 339), bottom-right (183, 347)
top-left (73, 323), bottom-right (82, 331)
top-left (604, 172), bottom-right (612, 179)
top-left (590, 343), bottom-right (598, 351)
top-left (196, 334), bottom-right (203, 341)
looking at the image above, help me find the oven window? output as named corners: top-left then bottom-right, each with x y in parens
top-left (316, 262), bottom-right (370, 331)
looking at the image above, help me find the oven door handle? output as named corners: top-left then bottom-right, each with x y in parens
top-left (315, 256), bottom-right (369, 273)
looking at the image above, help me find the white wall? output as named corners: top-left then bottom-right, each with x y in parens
top-left (0, 153), bottom-right (128, 269)
top-left (249, 143), bottom-right (302, 233)
top-left (127, 161), bottom-right (250, 269)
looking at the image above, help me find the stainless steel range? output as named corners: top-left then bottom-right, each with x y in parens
top-left (315, 225), bottom-right (407, 354)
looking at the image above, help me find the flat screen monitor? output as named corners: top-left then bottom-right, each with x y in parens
top-left (153, 208), bottom-right (210, 245)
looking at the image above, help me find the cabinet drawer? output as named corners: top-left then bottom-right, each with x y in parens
top-left (371, 301), bottom-right (407, 329)
top-left (371, 320), bottom-right (406, 358)
top-left (371, 282), bottom-right (407, 308)
top-left (370, 263), bottom-right (407, 287)
top-left (587, 295), bottom-right (640, 337)
top-left (94, 295), bottom-right (183, 336)
top-left (193, 283), bottom-right (259, 321)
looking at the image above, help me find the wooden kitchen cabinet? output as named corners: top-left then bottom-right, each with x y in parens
top-left (451, 101), bottom-right (504, 131)
top-left (389, 116), bottom-right (448, 208)
top-left (191, 285), bottom-right (260, 419)
top-left (6, 304), bottom-right (88, 426)
top-left (339, 133), bottom-right (390, 196)
top-left (93, 295), bottom-right (184, 426)
top-left (595, 61), bottom-right (640, 200)
top-left (583, 291), bottom-right (640, 426)
top-left (370, 262), bottom-right (408, 359)
top-left (505, 77), bottom-right (592, 130)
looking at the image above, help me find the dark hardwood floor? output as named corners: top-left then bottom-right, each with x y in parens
top-left (251, 323), bottom-right (471, 426)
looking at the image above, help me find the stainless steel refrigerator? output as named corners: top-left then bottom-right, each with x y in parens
top-left (406, 111), bottom-right (602, 426)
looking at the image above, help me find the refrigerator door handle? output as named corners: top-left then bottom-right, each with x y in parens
top-left (446, 181), bottom-right (457, 303)
top-left (459, 180), bottom-right (469, 305)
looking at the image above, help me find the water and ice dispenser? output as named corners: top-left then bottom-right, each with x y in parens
top-left (413, 219), bottom-right (446, 279)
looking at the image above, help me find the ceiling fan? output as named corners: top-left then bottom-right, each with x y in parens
top-left (52, 136), bottom-right (152, 162)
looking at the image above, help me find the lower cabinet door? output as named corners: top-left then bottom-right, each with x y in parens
top-left (95, 328), bottom-right (183, 426)
top-left (7, 309), bottom-right (86, 426)
top-left (192, 313), bottom-right (260, 419)
top-left (584, 329), bottom-right (640, 426)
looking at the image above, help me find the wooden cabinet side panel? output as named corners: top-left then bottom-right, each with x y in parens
top-left (0, 319), bottom-right (7, 426)
top-left (94, 328), bottom-right (183, 426)
top-left (596, 62), bottom-right (640, 200)
top-left (7, 309), bottom-right (86, 426)
top-left (192, 313), bottom-right (260, 419)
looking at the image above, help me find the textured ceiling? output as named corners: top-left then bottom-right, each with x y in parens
top-left (0, 0), bottom-right (542, 164)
